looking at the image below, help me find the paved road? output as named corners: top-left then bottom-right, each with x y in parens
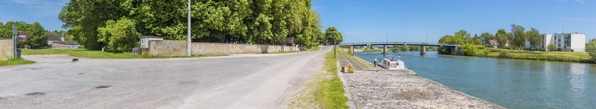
top-left (0, 46), bottom-right (331, 109)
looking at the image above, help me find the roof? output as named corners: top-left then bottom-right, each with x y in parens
top-left (489, 39), bottom-right (511, 46)
top-left (47, 34), bottom-right (60, 41)
top-left (141, 36), bottom-right (163, 39)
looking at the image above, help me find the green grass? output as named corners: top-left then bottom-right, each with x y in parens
top-left (473, 48), bottom-right (594, 63)
top-left (316, 46), bottom-right (349, 109)
top-left (357, 48), bottom-right (383, 52)
top-left (0, 58), bottom-right (35, 67)
top-left (22, 49), bottom-right (209, 59)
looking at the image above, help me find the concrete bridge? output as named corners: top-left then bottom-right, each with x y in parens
top-left (339, 42), bottom-right (462, 55)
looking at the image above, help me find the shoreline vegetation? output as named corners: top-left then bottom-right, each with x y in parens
top-left (21, 49), bottom-right (211, 59)
top-left (355, 46), bottom-right (439, 52)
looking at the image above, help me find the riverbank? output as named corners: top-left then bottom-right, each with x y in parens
top-left (470, 48), bottom-right (594, 63)
top-left (338, 48), bottom-right (503, 108)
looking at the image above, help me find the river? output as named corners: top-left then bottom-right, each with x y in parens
top-left (354, 51), bottom-right (596, 109)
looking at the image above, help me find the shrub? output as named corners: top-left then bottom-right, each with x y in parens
top-left (547, 44), bottom-right (556, 51)
top-left (499, 51), bottom-right (510, 58)
top-left (571, 49), bottom-right (574, 52)
top-left (461, 44), bottom-right (479, 56)
top-left (483, 50), bottom-right (490, 57)
top-left (587, 40), bottom-right (596, 63)
top-left (487, 49), bottom-right (503, 52)
top-left (438, 47), bottom-right (451, 54)
top-left (97, 18), bottom-right (141, 53)
top-left (557, 48), bottom-right (562, 52)
top-left (476, 46), bottom-right (485, 49)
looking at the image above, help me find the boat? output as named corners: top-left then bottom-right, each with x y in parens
top-left (378, 57), bottom-right (406, 70)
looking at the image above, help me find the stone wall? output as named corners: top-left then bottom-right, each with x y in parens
top-left (149, 40), bottom-right (298, 56)
top-left (0, 39), bottom-right (14, 61)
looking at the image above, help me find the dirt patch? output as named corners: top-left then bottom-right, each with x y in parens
top-left (95, 85), bottom-right (111, 89)
top-left (26, 92), bottom-right (45, 96)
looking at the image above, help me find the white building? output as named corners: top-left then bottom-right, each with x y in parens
top-left (525, 33), bottom-right (585, 51)
top-left (140, 36), bottom-right (164, 48)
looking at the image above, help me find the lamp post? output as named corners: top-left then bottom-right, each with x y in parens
top-left (187, 0), bottom-right (191, 56)
top-left (333, 31), bottom-right (337, 58)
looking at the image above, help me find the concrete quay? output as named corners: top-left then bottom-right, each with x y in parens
top-left (337, 50), bottom-right (503, 109)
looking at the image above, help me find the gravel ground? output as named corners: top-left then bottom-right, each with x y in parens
top-left (341, 70), bottom-right (505, 109)
top-left (0, 46), bottom-right (331, 109)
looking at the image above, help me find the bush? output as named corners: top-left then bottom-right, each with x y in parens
top-left (476, 46), bottom-right (485, 49)
top-left (461, 44), bottom-right (479, 56)
top-left (570, 49), bottom-right (574, 52)
top-left (483, 50), bottom-right (490, 57)
top-left (547, 44), bottom-right (556, 51)
top-left (586, 40), bottom-right (596, 63)
top-left (97, 18), bottom-right (141, 53)
top-left (499, 51), bottom-right (510, 58)
top-left (487, 49), bottom-right (503, 52)
top-left (438, 47), bottom-right (451, 54)
top-left (557, 48), bottom-right (562, 52)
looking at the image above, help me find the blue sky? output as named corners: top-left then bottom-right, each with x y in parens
top-left (1, 0), bottom-right (594, 43)
top-left (312, 0), bottom-right (596, 43)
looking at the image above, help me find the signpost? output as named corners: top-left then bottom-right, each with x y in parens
top-left (12, 25), bottom-right (16, 58)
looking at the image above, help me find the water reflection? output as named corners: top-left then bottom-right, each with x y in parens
top-left (354, 51), bottom-right (596, 109)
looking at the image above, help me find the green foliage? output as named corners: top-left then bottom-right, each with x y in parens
top-left (480, 32), bottom-right (495, 44)
top-left (547, 44), bottom-right (556, 52)
top-left (586, 40), bottom-right (596, 62)
top-left (496, 29), bottom-right (508, 47)
top-left (526, 27), bottom-right (542, 48)
top-left (97, 18), bottom-right (141, 53)
top-left (0, 22), bottom-right (48, 48)
top-left (483, 50), bottom-right (490, 57)
top-left (461, 44), bottom-right (479, 56)
top-left (438, 47), bottom-right (451, 54)
top-left (59, 0), bottom-right (323, 49)
top-left (510, 24), bottom-right (526, 48)
top-left (499, 51), bottom-right (510, 58)
top-left (324, 27), bottom-right (343, 45)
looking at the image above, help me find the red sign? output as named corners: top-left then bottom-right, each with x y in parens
top-left (404, 43), bottom-right (407, 46)
top-left (17, 31), bottom-right (27, 42)
top-left (440, 44), bottom-right (443, 47)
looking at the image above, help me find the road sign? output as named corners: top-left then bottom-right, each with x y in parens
top-left (440, 44), bottom-right (443, 47)
top-left (404, 43), bottom-right (407, 46)
top-left (17, 31), bottom-right (27, 42)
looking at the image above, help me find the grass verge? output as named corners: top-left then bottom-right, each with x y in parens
top-left (306, 46), bottom-right (323, 51)
top-left (22, 49), bottom-right (210, 59)
top-left (472, 48), bottom-right (594, 63)
top-left (316, 46), bottom-right (349, 109)
top-left (0, 58), bottom-right (35, 67)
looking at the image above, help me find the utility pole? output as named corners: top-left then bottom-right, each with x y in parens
top-left (187, 0), bottom-right (191, 56)
top-left (12, 25), bottom-right (16, 58)
top-left (334, 31), bottom-right (336, 58)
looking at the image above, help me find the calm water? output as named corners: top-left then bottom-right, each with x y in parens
top-left (355, 51), bottom-right (596, 109)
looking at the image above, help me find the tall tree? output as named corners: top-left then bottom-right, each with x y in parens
top-left (586, 40), bottom-right (596, 63)
top-left (480, 32), bottom-right (495, 45)
top-left (510, 24), bottom-right (526, 48)
top-left (324, 27), bottom-right (342, 45)
top-left (526, 27), bottom-right (542, 48)
top-left (496, 29), bottom-right (508, 47)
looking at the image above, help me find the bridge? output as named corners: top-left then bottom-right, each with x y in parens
top-left (339, 42), bottom-right (462, 55)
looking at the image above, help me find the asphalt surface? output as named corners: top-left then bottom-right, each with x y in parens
top-left (0, 46), bottom-right (331, 109)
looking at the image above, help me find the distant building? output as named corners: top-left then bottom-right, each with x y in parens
top-left (47, 34), bottom-right (60, 45)
top-left (140, 36), bottom-right (164, 48)
top-left (488, 39), bottom-right (511, 48)
top-left (524, 33), bottom-right (585, 51)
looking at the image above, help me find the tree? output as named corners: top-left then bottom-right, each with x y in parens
top-left (0, 21), bottom-right (48, 48)
top-left (496, 29), bottom-right (508, 47)
top-left (324, 27), bottom-right (343, 45)
top-left (586, 40), bottom-right (596, 62)
top-left (455, 29), bottom-right (470, 44)
top-left (547, 44), bottom-right (556, 52)
top-left (480, 32), bottom-right (495, 45)
top-left (526, 27), bottom-right (542, 48)
top-left (97, 18), bottom-right (141, 52)
top-left (461, 43), bottom-right (478, 56)
top-left (511, 24), bottom-right (526, 48)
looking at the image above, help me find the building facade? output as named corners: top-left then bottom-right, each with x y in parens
top-left (525, 33), bottom-right (585, 51)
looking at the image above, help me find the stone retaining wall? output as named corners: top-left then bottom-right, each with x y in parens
top-left (148, 40), bottom-right (298, 56)
top-left (0, 39), bottom-right (14, 61)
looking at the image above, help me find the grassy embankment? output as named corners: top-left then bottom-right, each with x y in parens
top-left (0, 58), bottom-right (35, 67)
top-left (22, 49), bottom-right (209, 59)
top-left (469, 47), bottom-right (594, 63)
top-left (316, 46), bottom-right (349, 109)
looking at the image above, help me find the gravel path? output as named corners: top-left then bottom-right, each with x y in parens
top-left (341, 70), bottom-right (504, 109)
top-left (0, 46), bottom-right (331, 109)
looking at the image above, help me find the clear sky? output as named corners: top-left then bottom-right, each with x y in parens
top-left (312, 0), bottom-right (596, 43)
top-left (1, 0), bottom-right (594, 43)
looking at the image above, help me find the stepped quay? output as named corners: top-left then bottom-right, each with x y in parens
top-left (337, 48), bottom-right (504, 109)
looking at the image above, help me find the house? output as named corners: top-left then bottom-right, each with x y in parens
top-left (488, 39), bottom-right (511, 48)
top-left (524, 33), bottom-right (585, 51)
top-left (47, 34), bottom-right (60, 45)
top-left (140, 36), bottom-right (164, 48)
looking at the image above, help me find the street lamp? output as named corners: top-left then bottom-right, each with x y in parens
top-left (333, 31), bottom-right (337, 58)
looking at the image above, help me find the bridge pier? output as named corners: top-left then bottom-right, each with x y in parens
top-left (420, 45), bottom-right (426, 55)
top-left (383, 45), bottom-right (387, 54)
top-left (350, 45), bottom-right (354, 55)
top-left (450, 46), bottom-right (459, 55)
